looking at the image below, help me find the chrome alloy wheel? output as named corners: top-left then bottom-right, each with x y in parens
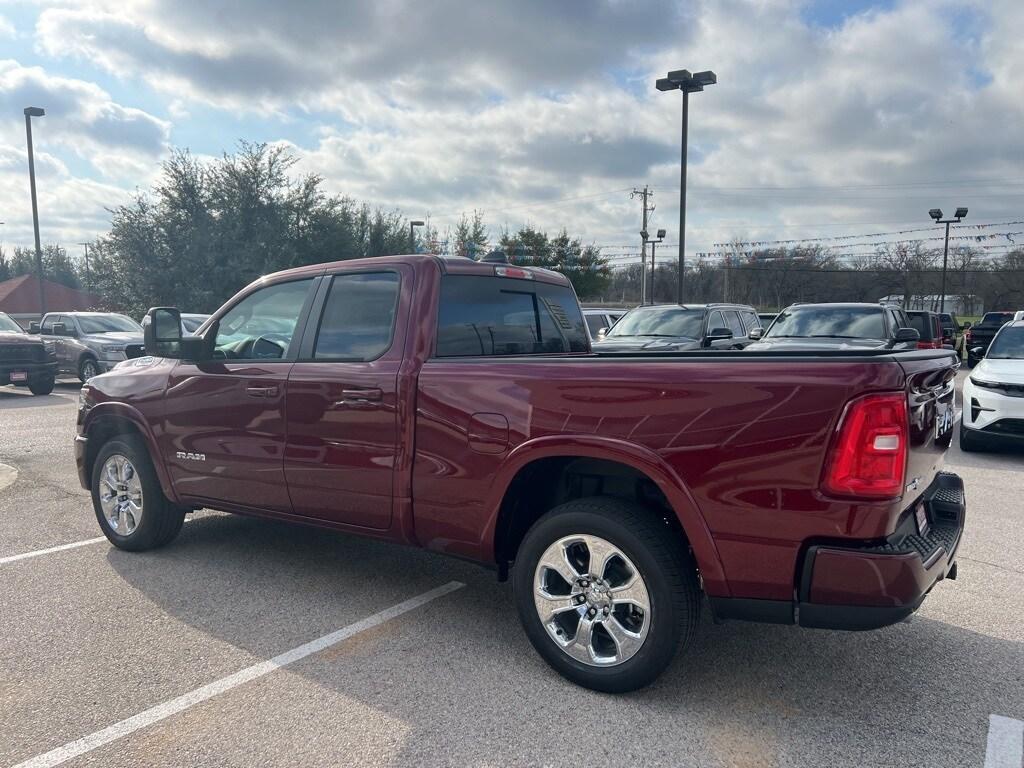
top-left (533, 534), bottom-right (651, 667)
top-left (98, 454), bottom-right (144, 535)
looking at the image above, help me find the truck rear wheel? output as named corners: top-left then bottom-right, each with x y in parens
top-left (512, 497), bottom-right (700, 693)
top-left (91, 435), bottom-right (185, 551)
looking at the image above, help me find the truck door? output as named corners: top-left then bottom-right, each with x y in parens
top-left (283, 267), bottom-right (408, 530)
top-left (160, 277), bottom-right (316, 513)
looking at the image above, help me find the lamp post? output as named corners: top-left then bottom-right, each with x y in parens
top-left (409, 220), bottom-right (425, 253)
top-left (641, 228), bottom-right (666, 304)
top-left (78, 242), bottom-right (91, 291)
top-left (24, 106), bottom-right (46, 315)
top-left (928, 207), bottom-right (968, 313)
top-left (656, 69), bottom-right (716, 304)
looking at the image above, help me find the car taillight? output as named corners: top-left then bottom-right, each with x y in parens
top-left (822, 393), bottom-right (908, 499)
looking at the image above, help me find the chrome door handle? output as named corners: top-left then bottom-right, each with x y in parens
top-left (246, 385), bottom-right (279, 398)
top-left (331, 388), bottom-right (383, 408)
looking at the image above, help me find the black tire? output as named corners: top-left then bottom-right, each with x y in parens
top-left (959, 421), bottom-right (985, 453)
top-left (91, 435), bottom-right (185, 551)
top-left (512, 497), bottom-right (700, 693)
top-left (28, 375), bottom-right (55, 395)
top-left (79, 356), bottom-right (100, 382)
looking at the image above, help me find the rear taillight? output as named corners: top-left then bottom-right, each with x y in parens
top-left (822, 393), bottom-right (908, 499)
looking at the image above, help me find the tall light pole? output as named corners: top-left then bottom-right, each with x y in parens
top-left (928, 207), bottom-right (968, 313)
top-left (24, 106), bottom-right (46, 315)
top-left (656, 69), bottom-right (716, 304)
top-left (641, 228), bottom-right (666, 304)
top-left (409, 220), bottom-right (424, 253)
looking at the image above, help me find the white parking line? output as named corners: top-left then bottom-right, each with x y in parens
top-left (985, 714), bottom-right (1024, 768)
top-left (11, 580), bottom-right (465, 768)
top-left (0, 536), bottom-right (108, 565)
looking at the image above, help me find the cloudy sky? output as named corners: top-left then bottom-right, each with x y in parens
top-left (0, 0), bottom-right (1021, 268)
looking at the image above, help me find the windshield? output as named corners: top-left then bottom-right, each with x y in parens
top-left (987, 326), bottom-right (1024, 359)
top-left (607, 307), bottom-right (703, 339)
top-left (77, 315), bottom-right (143, 335)
top-left (0, 313), bottom-right (23, 333)
top-left (766, 307), bottom-right (885, 339)
top-left (981, 312), bottom-right (1014, 326)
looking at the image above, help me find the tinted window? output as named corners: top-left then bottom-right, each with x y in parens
top-left (908, 314), bottom-right (934, 339)
top-left (215, 279), bottom-right (313, 360)
top-left (609, 307), bottom-right (703, 339)
top-left (41, 315), bottom-right (57, 333)
top-left (988, 326), bottom-right (1024, 359)
top-left (314, 273), bottom-right (400, 361)
top-left (77, 315), bottom-right (142, 334)
top-left (725, 311), bottom-right (745, 337)
top-left (436, 275), bottom-right (588, 357)
top-left (742, 311), bottom-right (760, 331)
top-left (766, 307), bottom-right (886, 339)
top-left (585, 314), bottom-right (606, 336)
top-left (982, 312), bottom-right (1015, 325)
top-left (707, 311), bottom-right (728, 333)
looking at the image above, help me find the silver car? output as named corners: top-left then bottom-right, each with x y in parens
top-left (34, 312), bottom-right (144, 381)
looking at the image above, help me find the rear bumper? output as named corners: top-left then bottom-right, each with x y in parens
top-left (711, 472), bottom-right (965, 630)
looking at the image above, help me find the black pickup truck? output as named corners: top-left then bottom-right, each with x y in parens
top-left (966, 311), bottom-right (1017, 367)
top-left (0, 311), bottom-right (57, 395)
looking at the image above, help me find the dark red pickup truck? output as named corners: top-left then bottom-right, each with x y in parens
top-left (75, 254), bottom-right (965, 692)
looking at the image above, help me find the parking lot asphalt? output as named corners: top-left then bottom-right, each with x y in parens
top-left (1, 372), bottom-right (1022, 767)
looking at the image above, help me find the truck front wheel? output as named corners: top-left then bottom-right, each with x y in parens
top-left (91, 436), bottom-right (185, 551)
top-left (512, 497), bottom-right (700, 693)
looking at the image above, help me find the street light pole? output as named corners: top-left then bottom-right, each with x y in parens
top-left (928, 207), bottom-right (968, 313)
top-left (641, 229), bottom-right (666, 305)
top-left (78, 242), bottom-right (91, 290)
top-left (24, 106), bottom-right (46, 315)
top-left (657, 69), bottom-right (716, 304)
top-left (409, 220), bottom-right (425, 253)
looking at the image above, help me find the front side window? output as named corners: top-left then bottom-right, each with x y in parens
top-left (707, 311), bottom-right (727, 333)
top-left (214, 279), bottom-right (313, 360)
top-left (436, 275), bottom-right (588, 357)
top-left (725, 311), bottom-right (745, 337)
top-left (585, 314), bottom-right (606, 336)
top-left (314, 272), bottom-right (400, 361)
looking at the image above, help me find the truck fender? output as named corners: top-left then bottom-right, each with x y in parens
top-left (82, 402), bottom-right (179, 503)
top-left (481, 434), bottom-right (730, 597)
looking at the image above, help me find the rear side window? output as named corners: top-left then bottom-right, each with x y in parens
top-left (436, 275), bottom-right (589, 357)
top-left (907, 314), bottom-right (930, 338)
top-left (742, 311), bottom-right (760, 331)
top-left (584, 314), bottom-right (605, 336)
top-left (314, 272), bottom-right (400, 361)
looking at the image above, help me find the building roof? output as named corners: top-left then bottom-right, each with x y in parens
top-left (0, 274), bottom-right (102, 314)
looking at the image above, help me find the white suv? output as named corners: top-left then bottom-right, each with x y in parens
top-left (961, 319), bottom-right (1024, 451)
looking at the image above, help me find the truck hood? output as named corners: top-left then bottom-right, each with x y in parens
top-left (82, 331), bottom-right (144, 345)
top-left (973, 358), bottom-right (1024, 384)
top-left (592, 337), bottom-right (702, 352)
top-left (0, 330), bottom-right (37, 344)
top-left (746, 337), bottom-right (888, 352)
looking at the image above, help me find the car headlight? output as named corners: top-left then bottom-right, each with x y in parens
top-left (969, 377), bottom-right (1001, 390)
top-left (100, 344), bottom-right (125, 358)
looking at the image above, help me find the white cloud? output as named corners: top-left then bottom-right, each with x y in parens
top-left (0, 14), bottom-right (15, 39)
top-left (11, 0), bottom-right (1024, 258)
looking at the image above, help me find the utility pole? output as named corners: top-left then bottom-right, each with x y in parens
top-left (78, 242), bottom-right (91, 290)
top-left (631, 186), bottom-right (654, 304)
top-left (24, 106), bottom-right (46, 315)
top-left (723, 255), bottom-right (730, 303)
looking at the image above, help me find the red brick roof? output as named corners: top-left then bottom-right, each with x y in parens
top-left (0, 275), bottom-right (103, 314)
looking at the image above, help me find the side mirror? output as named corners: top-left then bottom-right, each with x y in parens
top-left (970, 346), bottom-right (985, 358)
top-left (29, 321), bottom-right (40, 333)
top-left (891, 327), bottom-right (920, 347)
top-left (749, 327), bottom-right (764, 340)
top-left (144, 307), bottom-right (183, 358)
top-left (596, 326), bottom-right (609, 340)
top-left (707, 327), bottom-right (734, 343)
top-left (51, 322), bottom-right (67, 336)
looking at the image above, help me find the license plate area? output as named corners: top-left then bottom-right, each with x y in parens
top-left (10, 371), bottom-right (27, 381)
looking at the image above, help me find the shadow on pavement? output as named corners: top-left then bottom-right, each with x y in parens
top-left (106, 512), bottom-right (1022, 767)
